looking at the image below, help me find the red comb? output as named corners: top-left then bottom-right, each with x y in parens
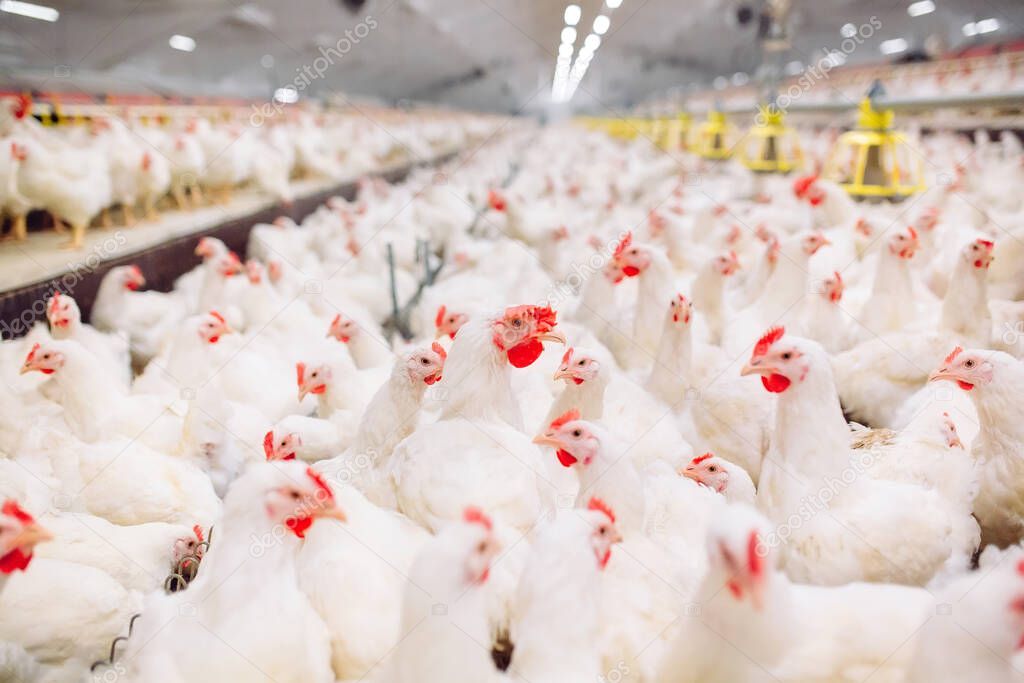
top-left (792, 174), bottom-right (817, 198)
top-left (691, 452), bottom-right (713, 465)
top-left (263, 431), bottom-right (275, 460)
top-left (24, 342), bottom-right (40, 365)
top-left (549, 408), bottom-right (580, 431)
top-left (463, 506), bottom-right (493, 531)
top-left (907, 226), bottom-right (918, 240)
top-left (193, 525), bottom-right (204, 544)
top-left (613, 232), bottom-right (633, 260)
top-left (978, 238), bottom-right (994, 251)
top-left (431, 341), bottom-right (447, 361)
top-left (295, 362), bottom-right (306, 387)
top-left (1, 500), bottom-right (34, 524)
top-left (330, 313), bottom-right (341, 328)
top-left (753, 326), bottom-right (785, 358)
top-left (435, 305), bottom-right (446, 329)
top-left (307, 467), bottom-right (334, 502)
top-left (587, 497), bottom-right (616, 524)
top-left (488, 189), bottom-right (506, 212)
top-left (944, 346), bottom-right (963, 365)
top-left (747, 530), bottom-right (764, 577)
top-left (208, 310), bottom-right (225, 324)
top-left (561, 347), bottom-right (573, 365)
top-left (833, 271), bottom-right (843, 283)
top-left (48, 292), bottom-right (61, 314)
top-left (1017, 558), bottom-right (1024, 576)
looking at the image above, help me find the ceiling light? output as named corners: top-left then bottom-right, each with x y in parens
top-left (564, 4), bottom-right (581, 26)
top-left (169, 34), bottom-right (196, 52)
top-left (561, 26), bottom-right (577, 44)
top-left (731, 71), bottom-right (749, 85)
top-left (825, 50), bottom-right (846, 66)
top-left (976, 18), bottom-right (1000, 33)
top-left (0, 0), bottom-right (58, 22)
top-left (274, 87), bottom-right (298, 103)
top-left (880, 38), bottom-right (908, 54)
top-left (558, 43), bottom-right (573, 57)
top-left (840, 23), bottom-right (857, 38)
top-left (606, 0), bottom-right (622, 8)
top-left (907, 1), bottom-right (935, 17)
top-left (260, 54), bottom-right (275, 69)
top-left (584, 33), bottom-right (601, 51)
top-left (593, 15), bottom-right (610, 35)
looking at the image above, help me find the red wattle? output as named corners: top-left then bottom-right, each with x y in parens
top-left (556, 449), bottom-right (578, 467)
top-left (572, 378), bottom-right (584, 385)
top-left (0, 548), bottom-right (32, 574)
top-left (761, 373), bottom-right (791, 393)
top-left (622, 265), bottom-right (641, 277)
top-left (957, 380), bottom-right (974, 391)
top-left (507, 339), bottom-right (545, 368)
top-left (287, 516), bottom-right (314, 538)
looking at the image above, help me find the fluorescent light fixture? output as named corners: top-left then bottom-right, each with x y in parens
top-left (169, 34), bottom-right (196, 52)
top-left (606, 0), bottom-right (622, 8)
top-left (0, 0), bottom-right (58, 22)
top-left (976, 17), bottom-right (1000, 33)
top-left (880, 37), bottom-right (908, 54)
top-left (274, 87), bottom-right (298, 103)
top-left (561, 26), bottom-right (577, 44)
top-left (785, 60), bottom-right (803, 75)
top-left (558, 43), bottom-right (573, 57)
top-left (907, 1), bottom-right (935, 17)
top-left (584, 33), bottom-right (601, 51)
top-left (840, 23), bottom-right (857, 38)
top-left (962, 22), bottom-right (977, 36)
top-left (731, 71), bottom-right (749, 86)
top-left (593, 15), bottom-right (610, 34)
top-left (564, 4), bottom-right (581, 26)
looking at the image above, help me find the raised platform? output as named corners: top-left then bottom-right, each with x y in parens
top-left (0, 151), bottom-right (457, 339)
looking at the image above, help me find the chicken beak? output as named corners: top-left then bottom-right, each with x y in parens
top-left (9, 522), bottom-right (53, 551)
top-left (740, 363), bottom-right (772, 377)
top-left (434, 327), bottom-right (445, 340)
top-left (609, 526), bottom-right (624, 544)
top-left (19, 363), bottom-right (33, 375)
top-left (298, 386), bottom-right (310, 402)
top-left (553, 368), bottom-right (573, 382)
top-left (532, 433), bottom-right (561, 449)
top-left (928, 369), bottom-right (956, 383)
top-left (538, 330), bottom-right (567, 345)
top-left (315, 506), bottom-right (347, 523)
top-left (681, 468), bottom-right (701, 483)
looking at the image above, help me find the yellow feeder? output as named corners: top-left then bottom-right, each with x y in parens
top-left (823, 91), bottom-right (925, 201)
top-left (692, 110), bottom-right (735, 160)
top-left (738, 104), bottom-right (804, 174)
top-left (656, 112), bottom-right (690, 151)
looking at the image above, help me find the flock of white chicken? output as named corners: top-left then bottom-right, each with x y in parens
top-left (2, 116), bottom-right (1024, 683)
top-left (0, 99), bottom-right (474, 248)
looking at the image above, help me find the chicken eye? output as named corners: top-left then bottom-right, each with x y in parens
top-left (578, 360), bottom-right (586, 366)
top-left (572, 429), bottom-right (582, 437)
top-left (420, 358), bottom-right (429, 365)
top-left (280, 440), bottom-right (287, 447)
top-left (964, 359), bottom-right (975, 368)
top-left (476, 541), bottom-right (487, 553)
top-left (311, 371), bottom-right (318, 377)
top-left (290, 491), bottom-right (301, 500)
top-left (599, 526), bottom-right (607, 536)
top-left (781, 352), bottom-right (792, 360)
top-left (708, 466), bottom-right (717, 472)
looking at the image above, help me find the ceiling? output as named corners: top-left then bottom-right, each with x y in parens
top-left (1, 0), bottom-right (1023, 113)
